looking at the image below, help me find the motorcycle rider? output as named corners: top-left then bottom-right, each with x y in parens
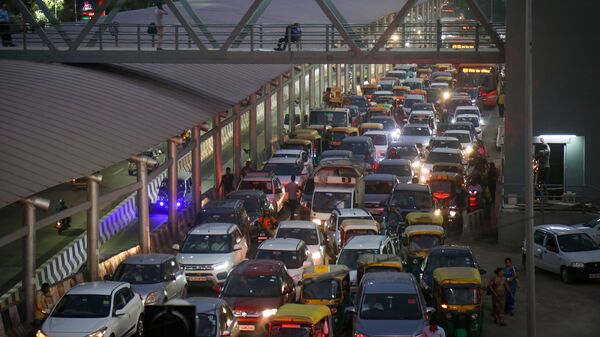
top-left (467, 177), bottom-right (484, 211)
top-left (55, 199), bottom-right (71, 233)
top-left (257, 208), bottom-right (277, 239)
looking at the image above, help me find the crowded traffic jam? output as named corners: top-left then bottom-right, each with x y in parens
top-left (37, 63), bottom-right (503, 337)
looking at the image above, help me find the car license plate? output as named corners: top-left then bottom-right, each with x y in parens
top-left (239, 325), bottom-right (256, 332)
top-left (187, 276), bottom-right (209, 281)
top-left (589, 273), bottom-right (600, 279)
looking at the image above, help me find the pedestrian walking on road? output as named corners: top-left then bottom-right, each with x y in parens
top-left (487, 162), bottom-right (499, 202)
top-left (34, 283), bottom-right (54, 328)
top-left (504, 257), bottom-right (518, 315)
top-left (219, 167), bottom-right (235, 198)
top-left (287, 175), bottom-right (300, 220)
top-left (497, 89), bottom-right (505, 118)
top-left (241, 160), bottom-right (252, 177)
top-left (154, 2), bottom-right (168, 50)
top-left (0, 3), bottom-right (15, 47)
top-left (487, 267), bottom-right (510, 326)
top-left (422, 316), bottom-right (446, 337)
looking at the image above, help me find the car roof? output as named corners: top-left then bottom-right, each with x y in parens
top-left (536, 224), bottom-right (585, 235)
top-left (227, 190), bottom-right (267, 199)
top-left (456, 114), bottom-right (480, 119)
top-left (234, 259), bottom-right (285, 276)
top-left (428, 245), bottom-right (472, 255)
top-left (203, 199), bottom-right (244, 209)
top-left (405, 94), bottom-right (424, 99)
top-left (344, 235), bottom-right (387, 249)
top-left (189, 223), bottom-right (237, 235)
top-left (456, 106), bottom-right (480, 111)
top-left (278, 220), bottom-right (317, 230)
top-left (341, 136), bottom-right (372, 143)
top-left (314, 185), bottom-right (356, 193)
top-left (122, 253), bottom-right (173, 265)
top-left (379, 159), bottom-right (411, 165)
top-left (444, 130), bottom-right (471, 135)
top-left (390, 140), bottom-right (419, 147)
top-left (274, 149), bottom-right (303, 155)
top-left (410, 110), bottom-right (434, 115)
top-left (430, 147), bottom-right (462, 154)
top-left (166, 297), bottom-right (226, 314)
top-left (364, 130), bottom-right (389, 136)
top-left (364, 173), bottom-right (398, 182)
top-left (370, 115), bottom-right (396, 121)
top-left (361, 272), bottom-right (417, 294)
top-left (266, 157), bottom-right (301, 165)
top-left (334, 208), bottom-right (371, 216)
top-left (258, 238), bottom-right (305, 251)
top-left (321, 150), bottom-right (353, 157)
top-left (393, 184), bottom-right (430, 192)
top-left (404, 123), bottom-right (430, 128)
top-left (431, 136), bottom-right (460, 142)
top-left (68, 281), bottom-right (128, 295)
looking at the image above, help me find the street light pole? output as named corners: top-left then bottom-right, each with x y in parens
top-left (524, 0), bottom-right (536, 337)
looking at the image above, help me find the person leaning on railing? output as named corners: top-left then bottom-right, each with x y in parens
top-left (0, 3), bottom-right (16, 47)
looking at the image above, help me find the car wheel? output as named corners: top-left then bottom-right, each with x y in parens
top-left (136, 314), bottom-right (144, 337)
top-left (560, 267), bottom-right (572, 284)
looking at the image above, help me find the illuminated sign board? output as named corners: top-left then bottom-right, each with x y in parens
top-left (461, 68), bottom-right (491, 73)
top-left (451, 44), bottom-right (475, 49)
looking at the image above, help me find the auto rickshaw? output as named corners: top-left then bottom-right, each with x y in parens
top-left (300, 265), bottom-right (351, 331)
top-left (295, 132), bottom-right (323, 164)
top-left (339, 219), bottom-right (382, 248)
top-left (367, 105), bottom-right (391, 120)
top-left (429, 172), bottom-right (465, 225)
top-left (358, 122), bottom-right (384, 135)
top-left (329, 127), bottom-right (359, 149)
top-left (361, 84), bottom-right (380, 101)
top-left (283, 138), bottom-right (314, 161)
top-left (291, 129), bottom-right (320, 139)
top-left (432, 267), bottom-right (483, 337)
top-left (267, 304), bottom-right (334, 337)
top-left (410, 89), bottom-right (427, 96)
top-left (356, 254), bottom-right (403, 285)
top-left (306, 124), bottom-right (332, 139)
top-left (433, 76), bottom-right (454, 89)
top-left (405, 212), bottom-right (444, 226)
top-left (400, 225), bottom-right (446, 277)
top-left (416, 68), bottom-right (432, 84)
top-left (392, 85), bottom-right (411, 100)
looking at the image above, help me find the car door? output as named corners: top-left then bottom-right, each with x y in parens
top-left (233, 228), bottom-right (248, 263)
top-left (274, 179), bottom-right (284, 211)
top-left (164, 258), bottom-right (182, 299)
top-left (543, 234), bottom-right (562, 274)
top-left (533, 230), bottom-right (547, 270)
top-left (112, 288), bottom-right (132, 337)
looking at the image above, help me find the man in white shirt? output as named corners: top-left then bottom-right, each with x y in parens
top-left (154, 2), bottom-right (168, 50)
top-left (422, 317), bottom-right (446, 337)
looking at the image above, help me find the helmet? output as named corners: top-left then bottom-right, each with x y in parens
top-left (59, 199), bottom-right (65, 206)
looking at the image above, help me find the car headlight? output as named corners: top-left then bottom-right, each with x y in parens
top-left (312, 218), bottom-right (322, 226)
top-left (262, 308), bottom-right (278, 318)
top-left (451, 118), bottom-right (456, 123)
top-left (572, 262), bottom-right (585, 268)
top-left (442, 91), bottom-right (450, 100)
top-left (434, 209), bottom-right (441, 216)
top-left (36, 331), bottom-right (50, 337)
top-left (213, 261), bottom-right (230, 270)
top-left (480, 119), bottom-right (485, 126)
top-left (465, 146), bottom-right (473, 154)
top-left (449, 210), bottom-right (457, 217)
top-left (311, 251), bottom-right (322, 260)
top-left (471, 313), bottom-right (480, 320)
top-left (145, 291), bottom-right (160, 305)
top-left (411, 161), bottom-right (420, 169)
top-left (85, 327), bottom-right (108, 337)
top-left (471, 99), bottom-right (476, 103)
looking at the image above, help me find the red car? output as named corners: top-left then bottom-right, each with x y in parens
top-left (219, 260), bottom-right (296, 334)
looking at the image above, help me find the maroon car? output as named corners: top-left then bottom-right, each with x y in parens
top-left (219, 260), bottom-right (296, 334)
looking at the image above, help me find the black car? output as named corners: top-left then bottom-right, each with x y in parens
top-left (375, 159), bottom-right (415, 183)
top-left (196, 200), bottom-right (252, 239)
top-left (347, 95), bottom-right (370, 114)
top-left (382, 184), bottom-right (434, 230)
top-left (226, 190), bottom-right (271, 222)
top-left (386, 141), bottom-right (422, 164)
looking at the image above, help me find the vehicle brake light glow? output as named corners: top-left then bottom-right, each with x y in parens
top-left (433, 192), bottom-right (451, 200)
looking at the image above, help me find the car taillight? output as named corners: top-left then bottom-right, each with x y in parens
top-left (433, 192), bottom-right (451, 200)
top-left (372, 162), bottom-right (379, 170)
top-left (468, 196), bottom-right (477, 207)
top-left (330, 307), bottom-right (337, 314)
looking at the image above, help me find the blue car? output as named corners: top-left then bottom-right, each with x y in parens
top-left (153, 172), bottom-right (193, 212)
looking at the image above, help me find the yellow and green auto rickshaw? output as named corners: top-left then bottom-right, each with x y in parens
top-left (432, 267), bottom-right (483, 337)
top-left (300, 265), bottom-right (351, 332)
top-left (361, 84), bottom-right (380, 101)
top-left (356, 254), bottom-right (403, 285)
top-left (283, 138), bottom-right (314, 159)
top-left (295, 132), bottom-right (323, 161)
top-left (405, 212), bottom-right (445, 226)
top-left (291, 129), bottom-right (320, 139)
top-left (358, 122), bottom-right (384, 135)
top-left (329, 127), bottom-right (359, 149)
top-left (339, 219), bottom-right (382, 248)
top-left (267, 304), bottom-right (334, 337)
top-left (306, 124), bottom-right (332, 140)
top-left (400, 225), bottom-right (446, 277)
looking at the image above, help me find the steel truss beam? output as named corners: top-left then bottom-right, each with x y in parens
top-left (85, 0), bottom-right (127, 47)
top-left (220, 0), bottom-right (267, 52)
top-left (370, 0), bottom-right (417, 53)
top-left (463, 0), bottom-right (505, 53)
top-left (12, 0), bottom-right (57, 52)
top-left (163, 0), bottom-right (207, 51)
top-left (232, 0), bottom-right (272, 48)
top-left (31, 0), bottom-right (72, 47)
top-left (315, 0), bottom-right (362, 54)
top-left (69, 0), bottom-right (115, 51)
top-left (179, 0), bottom-right (220, 48)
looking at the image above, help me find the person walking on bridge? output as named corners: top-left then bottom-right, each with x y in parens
top-left (154, 2), bottom-right (168, 50)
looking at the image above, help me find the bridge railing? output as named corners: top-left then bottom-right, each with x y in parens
top-left (5, 21), bottom-right (505, 52)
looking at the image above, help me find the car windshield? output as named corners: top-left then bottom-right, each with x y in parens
top-left (51, 295), bottom-right (111, 318)
top-left (221, 274), bottom-right (280, 297)
top-left (425, 253), bottom-right (475, 273)
top-left (338, 249), bottom-right (380, 269)
top-left (239, 181), bottom-right (273, 194)
top-left (409, 115), bottom-right (431, 124)
top-left (456, 117), bottom-right (480, 127)
top-left (557, 233), bottom-right (599, 252)
top-left (331, 132), bottom-right (349, 142)
top-left (427, 152), bottom-right (461, 164)
top-left (276, 227), bottom-right (319, 245)
top-left (350, 97), bottom-right (369, 108)
top-left (408, 235), bottom-right (441, 251)
top-left (404, 99), bottom-right (421, 108)
top-left (403, 127), bottom-right (430, 136)
top-left (442, 286), bottom-right (481, 305)
top-left (181, 234), bottom-right (232, 253)
top-left (196, 313), bottom-right (217, 337)
top-left (447, 124), bottom-right (473, 133)
top-left (340, 141), bottom-right (371, 155)
top-left (456, 109), bottom-right (479, 117)
top-left (310, 111), bottom-right (348, 127)
top-left (273, 153), bottom-right (301, 160)
top-left (264, 164), bottom-right (303, 176)
top-left (113, 263), bottom-right (162, 284)
top-left (366, 134), bottom-right (388, 146)
top-left (199, 212), bottom-right (238, 224)
top-left (388, 146), bottom-right (418, 158)
top-left (376, 163), bottom-right (412, 177)
top-left (312, 192), bottom-right (352, 213)
top-left (444, 133), bottom-right (471, 144)
top-left (303, 279), bottom-right (341, 300)
top-left (431, 140), bottom-right (461, 149)
top-left (235, 198), bottom-right (262, 212)
top-left (365, 181), bottom-right (394, 194)
top-left (255, 249), bottom-right (302, 269)
top-left (270, 325), bottom-right (312, 337)
top-left (359, 293), bottom-right (422, 320)
top-left (390, 191), bottom-right (433, 209)
top-left (370, 119), bottom-right (397, 130)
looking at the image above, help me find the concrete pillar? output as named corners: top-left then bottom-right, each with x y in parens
top-left (22, 197), bottom-right (49, 324)
top-left (300, 66), bottom-right (306, 126)
top-left (309, 66), bottom-right (316, 108)
top-left (213, 116), bottom-right (223, 196)
top-left (336, 64), bottom-right (341, 87)
top-left (318, 64), bottom-right (325, 104)
top-left (289, 69), bottom-right (296, 133)
top-left (265, 84), bottom-right (273, 155)
top-left (250, 93), bottom-right (258, 163)
top-left (135, 156), bottom-right (154, 253)
top-left (167, 137), bottom-right (181, 226)
top-left (86, 174), bottom-right (102, 281)
top-left (327, 64), bottom-right (332, 88)
top-left (233, 104), bottom-right (242, 176)
top-left (277, 75), bottom-right (284, 141)
top-left (192, 124), bottom-right (205, 210)
top-left (344, 64), bottom-right (350, 92)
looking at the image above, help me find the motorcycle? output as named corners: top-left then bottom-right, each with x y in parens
top-left (55, 217), bottom-right (71, 235)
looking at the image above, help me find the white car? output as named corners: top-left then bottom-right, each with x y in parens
top-left (275, 220), bottom-right (330, 265)
top-left (443, 130), bottom-right (474, 154)
top-left (327, 208), bottom-right (374, 248)
top-left (263, 157), bottom-right (309, 197)
top-left (336, 235), bottom-right (396, 291)
top-left (454, 113), bottom-right (483, 136)
top-left (363, 130), bottom-right (391, 161)
top-left (575, 218), bottom-right (600, 244)
top-left (272, 149), bottom-right (313, 173)
top-left (255, 238), bottom-right (313, 284)
top-left (174, 223), bottom-right (249, 286)
top-left (453, 105), bottom-right (482, 121)
top-left (420, 148), bottom-right (464, 183)
top-left (524, 224), bottom-right (600, 283)
top-left (38, 281), bottom-right (144, 337)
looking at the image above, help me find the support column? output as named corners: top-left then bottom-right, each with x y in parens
top-left (265, 84), bottom-right (273, 155)
top-left (300, 66), bottom-right (306, 126)
top-left (249, 94), bottom-right (258, 163)
top-left (233, 104), bottom-right (242, 177)
top-left (327, 64), bottom-right (332, 88)
top-left (22, 197), bottom-right (49, 324)
top-left (309, 66), bottom-right (316, 108)
top-left (134, 155), bottom-right (155, 253)
top-left (336, 64), bottom-right (341, 87)
top-left (277, 75), bottom-right (284, 142)
top-left (344, 64), bottom-right (350, 93)
top-left (289, 69), bottom-right (296, 133)
top-left (86, 174), bottom-right (102, 281)
top-left (318, 64), bottom-right (325, 104)
top-left (168, 137), bottom-right (182, 226)
top-left (192, 124), bottom-right (206, 210)
top-left (213, 116), bottom-right (223, 196)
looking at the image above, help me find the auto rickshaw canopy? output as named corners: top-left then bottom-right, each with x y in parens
top-left (291, 129), bottom-right (320, 138)
top-left (403, 224), bottom-right (446, 238)
top-left (359, 122), bottom-right (384, 134)
top-left (357, 254), bottom-right (403, 282)
top-left (271, 304), bottom-right (332, 325)
top-left (340, 219), bottom-right (381, 231)
top-left (433, 267), bottom-right (481, 286)
top-left (330, 127), bottom-right (359, 136)
top-left (303, 264), bottom-right (350, 282)
top-left (405, 212), bottom-right (444, 226)
top-left (284, 138), bottom-right (312, 147)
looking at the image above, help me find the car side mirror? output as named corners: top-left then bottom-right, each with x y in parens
top-left (233, 243), bottom-right (243, 251)
top-left (345, 306), bottom-right (356, 314)
top-left (114, 309), bottom-right (126, 317)
top-left (172, 244), bottom-right (180, 251)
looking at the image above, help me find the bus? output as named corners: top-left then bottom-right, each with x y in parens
top-left (456, 64), bottom-right (499, 107)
